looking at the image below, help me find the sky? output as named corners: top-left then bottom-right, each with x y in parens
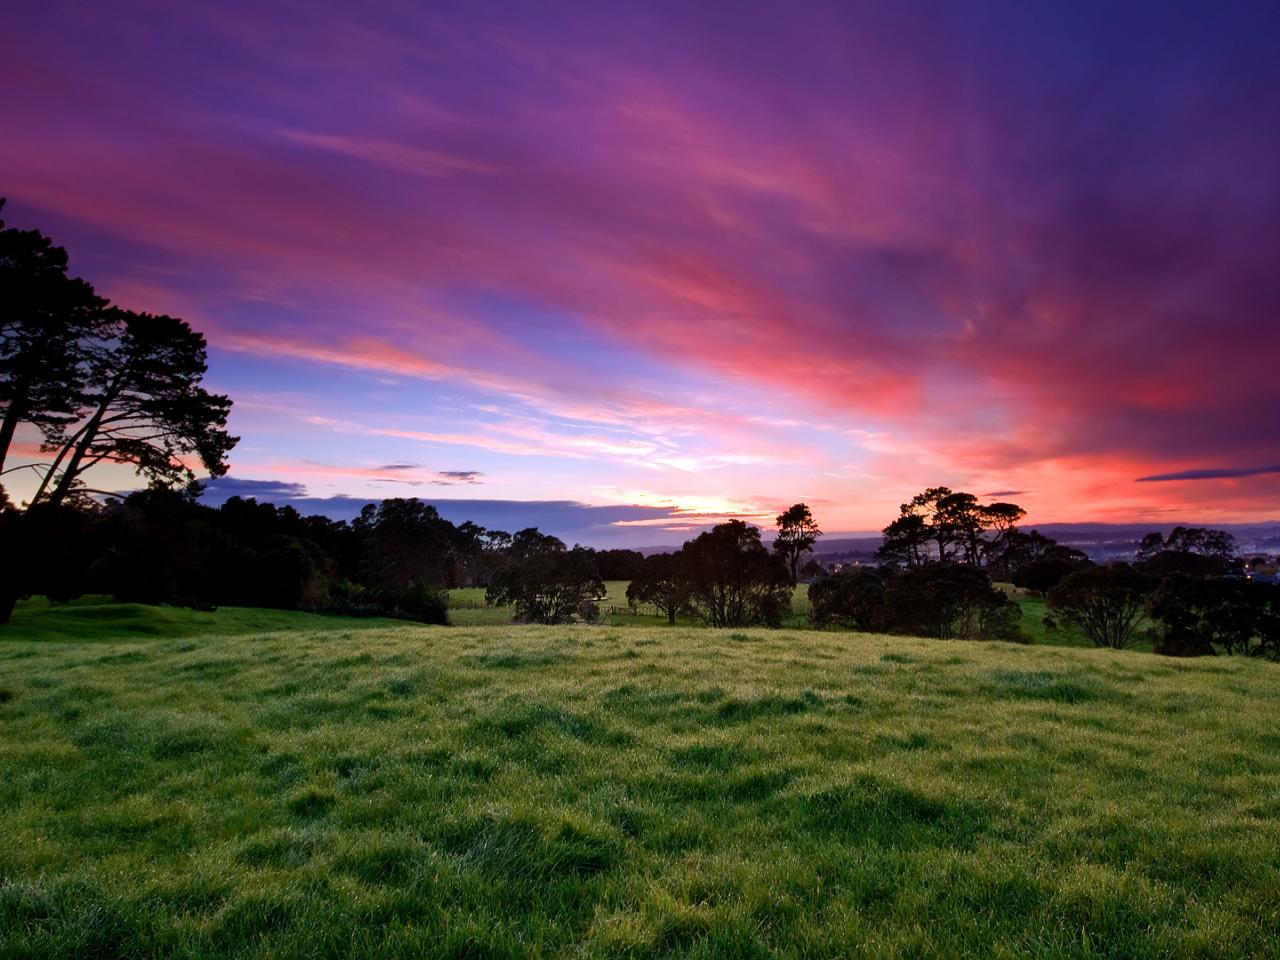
top-left (3, 0), bottom-right (1279, 546)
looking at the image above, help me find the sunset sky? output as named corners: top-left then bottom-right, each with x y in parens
top-left (3, 1), bottom-right (1278, 544)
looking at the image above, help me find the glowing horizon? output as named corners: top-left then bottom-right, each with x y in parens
top-left (3, 1), bottom-right (1278, 544)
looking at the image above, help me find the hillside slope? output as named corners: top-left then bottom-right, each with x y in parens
top-left (1, 621), bottom-right (1278, 957)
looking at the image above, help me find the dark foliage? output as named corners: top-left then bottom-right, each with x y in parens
top-left (1137, 550), bottom-right (1228, 579)
top-left (989, 530), bottom-right (1088, 582)
top-left (1048, 564), bottom-right (1152, 650)
top-left (1147, 574), bottom-right (1280, 658)
top-left (877, 487), bottom-right (1025, 568)
top-left (681, 520), bottom-right (792, 627)
top-left (808, 567), bottom-right (887, 632)
top-left (881, 565), bottom-right (1021, 641)
top-left (2, 203), bottom-right (237, 507)
top-left (626, 552), bottom-right (693, 624)
top-left (1013, 556), bottom-right (1093, 594)
top-left (486, 536), bottom-right (604, 624)
top-left (591, 548), bottom-right (645, 581)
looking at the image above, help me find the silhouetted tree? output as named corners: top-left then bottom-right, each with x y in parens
top-left (1013, 556), bottom-right (1092, 594)
top-left (774, 502), bottom-right (822, 583)
top-left (882, 565), bottom-right (1020, 640)
top-left (1136, 527), bottom-right (1236, 570)
top-left (486, 534), bottom-right (604, 624)
top-left (681, 520), bottom-right (792, 627)
top-left (627, 551), bottom-right (692, 624)
top-left (988, 529), bottom-right (1087, 581)
top-left (353, 499), bottom-right (455, 591)
top-left (0, 199), bottom-right (107, 492)
top-left (1048, 564), bottom-right (1152, 650)
top-left (1147, 574), bottom-right (1278, 658)
top-left (877, 487), bottom-right (1026, 568)
top-left (32, 309), bottom-right (236, 506)
top-left (592, 548), bottom-right (646, 581)
top-left (808, 567), bottom-right (887, 632)
top-left (878, 514), bottom-right (930, 567)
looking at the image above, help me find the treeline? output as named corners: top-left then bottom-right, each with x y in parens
top-left (822, 487), bottom-right (1280, 658)
top-left (0, 491), bottom-right (644, 625)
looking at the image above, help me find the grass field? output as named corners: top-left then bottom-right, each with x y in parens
top-left (450, 582), bottom-right (812, 630)
top-left (3, 605), bottom-right (1279, 957)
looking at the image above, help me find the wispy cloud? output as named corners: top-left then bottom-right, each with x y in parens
top-left (1135, 465), bottom-right (1280, 483)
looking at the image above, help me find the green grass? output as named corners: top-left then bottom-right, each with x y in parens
top-left (451, 581), bottom-right (812, 629)
top-left (2, 607), bottom-right (1279, 957)
top-left (4, 596), bottom-right (404, 643)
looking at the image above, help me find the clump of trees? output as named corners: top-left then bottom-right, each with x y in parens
top-left (1146, 575), bottom-right (1279, 658)
top-left (809, 564), bottom-right (1020, 641)
top-left (682, 520), bottom-right (793, 627)
top-left (808, 567), bottom-right (886, 632)
top-left (624, 520), bottom-right (795, 628)
top-left (877, 487), bottom-right (1024, 568)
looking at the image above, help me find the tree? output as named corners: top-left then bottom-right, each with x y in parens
top-left (32, 309), bottom-right (236, 506)
top-left (877, 487), bottom-right (1026, 569)
top-left (987, 529), bottom-right (1086, 581)
top-left (353, 499), bottom-right (455, 592)
top-left (0, 199), bottom-right (106, 489)
top-left (877, 514), bottom-right (930, 567)
top-left (592, 548), bottom-right (646, 581)
top-left (627, 551), bottom-right (692, 624)
top-left (1147, 575), bottom-right (1278, 658)
top-left (774, 502), bottom-right (822, 583)
top-left (1164, 526), bottom-right (1236, 559)
top-left (681, 520), bottom-right (792, 627)
top-left (1013, 556), bottom-right (1091, 594)
top-left (808, 567), bottom-right (887, 631)
top-left (1048, 564), bottom-right (1152, 650)
top-left (1135, 527), bottom-right (1236, 570)
top-left (979, 502), bottom-right (1027, 566)
top-left (881, 565), bottom-right (1020, 640)
top-left (486, 539), bottom-right (604, 624)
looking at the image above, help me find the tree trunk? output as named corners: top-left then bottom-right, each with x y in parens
top-left (0, 588), bottom-right (18, 625)
top-left (0, 383), bottom-right (31, 476)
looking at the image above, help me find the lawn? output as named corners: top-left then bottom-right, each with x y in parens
top-left (2, 607), bottom-right (1279, 957)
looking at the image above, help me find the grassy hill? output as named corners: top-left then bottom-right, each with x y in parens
top-left (2, 607), bottom-right (1278, 957)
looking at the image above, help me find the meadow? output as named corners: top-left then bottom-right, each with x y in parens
top-left (2, 601), bottom-right (1279, 957)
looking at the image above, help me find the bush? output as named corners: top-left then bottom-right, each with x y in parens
top-left (387, 580), bottom-right (450, 625)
